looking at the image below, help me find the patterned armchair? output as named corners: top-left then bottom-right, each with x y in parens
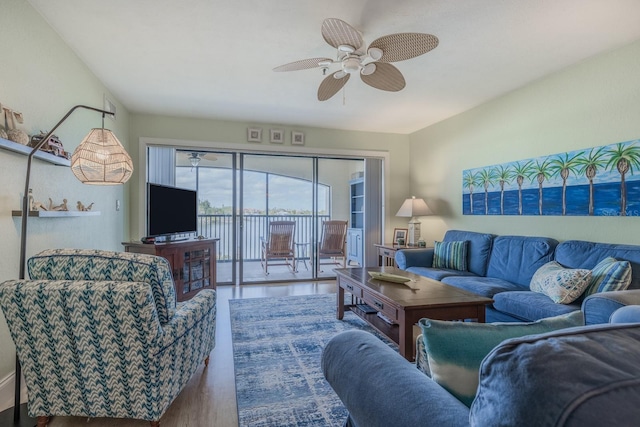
top-left (0, 249), bottom-right (216, 427)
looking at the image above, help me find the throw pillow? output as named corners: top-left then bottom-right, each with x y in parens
top-left (530, 261), bottom-right (592, 304)
top-left (432, 240), bottom-right (468, 271)
top-left (582, 256), bottom-right (632, 297)
top-left (418, 311), bottom-right (584, 407)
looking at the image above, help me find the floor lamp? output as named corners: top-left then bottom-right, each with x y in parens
top-left (6, 104), bottom-right (133, 425)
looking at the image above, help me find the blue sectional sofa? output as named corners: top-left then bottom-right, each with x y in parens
top-left (322, 306), bottom-right (640, 427)
top-left (395, 230), bottom-right (640, 324)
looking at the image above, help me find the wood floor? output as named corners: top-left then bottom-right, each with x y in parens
top-left (46, 281), bottom-right (337, 427)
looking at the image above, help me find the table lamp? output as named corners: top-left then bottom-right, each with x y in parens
top-left (395, 196), bottom-right (433, 245)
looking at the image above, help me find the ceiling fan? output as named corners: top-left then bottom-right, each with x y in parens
top-left (177, 151), bottom-right (217, 168)
top-left (273, 18), bottom-right (439, 101)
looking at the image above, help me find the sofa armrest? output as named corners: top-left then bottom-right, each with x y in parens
top-left (159, 289), bottom-right (216, 350)
top-left (395, 248), bottom-right (434, 270)
top-left (322, 330), bottom-right (468, 427)
top-left (582, 289), bottom-right (640, 325)
top-left (610, 305), bottom-right (640, 323)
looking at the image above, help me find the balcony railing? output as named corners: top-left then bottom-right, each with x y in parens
top-left (198, 214), bottom-right (331, 261)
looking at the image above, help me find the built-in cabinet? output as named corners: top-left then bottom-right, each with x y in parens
top-left (123, 238), bottom-right (218, 302)
top-left (347, 178), bottom-right (364, 266)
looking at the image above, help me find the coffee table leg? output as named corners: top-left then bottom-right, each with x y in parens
top-left (337, 282), bottom-right (345, 320)
top-left (398, 311), bottom-right (415, 361)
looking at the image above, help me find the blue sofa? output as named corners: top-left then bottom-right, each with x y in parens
top-left (322, 306), bottom-right (640, 427)
top-left (395, 230), bottom-right (640, 324)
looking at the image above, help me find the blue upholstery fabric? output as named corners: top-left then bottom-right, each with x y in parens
top-left (395, 248), bottom-right (434, 271)
top-left (322, 330), bottom-right (469, 427)
top-left (0, 250), bottom-right (216, 423)
top-left (443, 230), bottom-right (494, 277)
top-left (28, 248), bottom-right (176, 324)
top-left (406, 266), bottom-right (477, 281)
top-left (493, 291), bottom-right (580, 322)
top-left (442, 275), bottom-right (523, 298)
top-left (610, 305), bottom-right (640, 323)
top-left (470, 323), bottom-right (640, 426)
top-left (555, 240), bottom-right (640, 289)
top-left (485, 236), bottom-right (558, 287)
top-left (582, 289), bottom-right (640, 324)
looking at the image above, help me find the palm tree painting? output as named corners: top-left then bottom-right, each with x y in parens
top-left (462, 139), bottom-right (640, 216)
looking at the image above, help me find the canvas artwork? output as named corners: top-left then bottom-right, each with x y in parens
top-left (462, 139), bottom-right (640, 216)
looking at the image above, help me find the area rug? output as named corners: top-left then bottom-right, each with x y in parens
top-left (230, 293), bottom-right (395, 427)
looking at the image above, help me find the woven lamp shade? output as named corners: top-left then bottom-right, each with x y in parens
top-left (71, 128), bottom-right (133, 185)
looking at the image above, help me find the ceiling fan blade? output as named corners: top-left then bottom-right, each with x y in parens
top-left (273, 57), bottom-right (333, 72)
top-left (317, 71), bottom-right (351, 101)
top-left (321, 18), bottom-right (364, 52)
top-left (360, 62), bottom-right (405, 92)
top-left (368, 33), bottom-right (439, 63)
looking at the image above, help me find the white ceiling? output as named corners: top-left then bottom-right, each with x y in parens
top-left (28, 0), bottom-right (640, 134)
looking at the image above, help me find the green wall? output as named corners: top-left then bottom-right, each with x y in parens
top-left (0, 1), bottom-right (131, 393)
top-left (409, 39), bottom-right (640, 245)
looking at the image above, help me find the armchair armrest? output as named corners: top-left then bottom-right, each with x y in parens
top-left (395, 248), bottom-right (434, 270)
top-left (159, 289), bottom-right (216, 349)
top-left (582, 289), bottom-right (640, 325)
top-left (322, 330), bottom-right (468, 427)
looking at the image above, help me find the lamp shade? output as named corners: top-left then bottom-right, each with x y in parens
top-left (71, 128), bottom-right (133, 184)
top-left (396, 196), bottom-right (433, 217)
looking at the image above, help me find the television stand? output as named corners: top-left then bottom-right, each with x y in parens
top-left (122, 238), bottom-right (219, 302)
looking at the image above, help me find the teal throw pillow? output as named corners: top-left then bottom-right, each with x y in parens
top-left (432, 240), bottom-right (468, 271)
top-left (582, 257), bottom-right (632, 297)
top-left (418, 311), bottom-right (584, 407)
top-left (530, 261), bottom-right (592, 304)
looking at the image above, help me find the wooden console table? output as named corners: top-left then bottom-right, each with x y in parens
top-left (123, 238), bottom-right (218, 302)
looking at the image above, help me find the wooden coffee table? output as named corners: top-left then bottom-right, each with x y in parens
top-left (335, 267), bottom-right (493, 361)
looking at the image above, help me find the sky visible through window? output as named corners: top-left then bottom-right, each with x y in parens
top-left (176, 167), bottom-right (329, 214)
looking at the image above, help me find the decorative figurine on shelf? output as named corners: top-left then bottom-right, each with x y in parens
top-left (27, 188), bottom-right (35, 211)
top-left (29, 131), bottom-right (70, 159)
top-left (77, 201), bottom-right (95, 211)
top-left (3, 106), bottom-right (29, 145)
top-left (33, 200), bottom-right (47, 211)
top-left (48, 198), bottom-right (68, 211)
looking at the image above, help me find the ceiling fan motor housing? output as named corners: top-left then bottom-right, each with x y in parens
top-left (343, 56), bottom-right (361, 73)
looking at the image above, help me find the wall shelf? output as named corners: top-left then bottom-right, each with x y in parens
top-left (0, 136), bottom-right (70, 167)
top-left (12, 210), bottom-right (101, 218)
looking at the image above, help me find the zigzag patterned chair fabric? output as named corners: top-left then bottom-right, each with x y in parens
top-left (0, 249), bottom-right (216, 427)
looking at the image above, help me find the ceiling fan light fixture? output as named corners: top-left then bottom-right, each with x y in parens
top-left (368, 47), bottom-right (383, 61)
top-left (189, 153), bottom-right (201, 167)
top-left (343, 57), bottom-right (361, 74)
top-left (338, 44), bottom-right (355, 53)
top-left (361, 63), bottom-right (376, 76)
top-left (334, 70), bottom-right (348, 79)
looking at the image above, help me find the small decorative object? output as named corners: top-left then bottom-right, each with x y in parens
top-left (0, 126), bottom-right (7, 139)
top-left (77, 201), bottom-right (94, 211)
top-left (48, 198), bottom-right (68, 211)
top-left (418, 239), bottom-right (427, 248)
top-left (3, 107), bottom-right (29, 145)
top-left (29, 131), bottom-right (70, 159)
top-left (270, 129), bottom-right (284, 143)
top-left (33, 200), bottom-right (47, 211)
top-left (393, 228), bottom-right (408, 246)
top-left (291, 131), bottom-right (305, 145)
top-left (247, 127), bottom-right (262, 142)
top-left (27, 189), bottom-right (35, 211)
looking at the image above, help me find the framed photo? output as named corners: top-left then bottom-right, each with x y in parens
top-left (291, 131), bottom-right (305, 145)
top-left (393, 228), bottom-right (408, 246)
top-left (270, 129), bottom-right (284, 143)
top-left (247, 127), bottom-right (262, 142)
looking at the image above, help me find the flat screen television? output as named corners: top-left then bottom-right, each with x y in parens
top-left (147, 183), bottom-right (198, 239)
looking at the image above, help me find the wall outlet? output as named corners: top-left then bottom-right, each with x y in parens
top-left (116, 200), bottom-right (121, 211)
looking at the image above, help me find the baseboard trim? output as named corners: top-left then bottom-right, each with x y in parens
top-left (0, 371), bottom-right (27, 413)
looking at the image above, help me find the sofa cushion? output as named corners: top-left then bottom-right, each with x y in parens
top-left (441, 275), bottom-right (523, 298)
top-left (418, 311), bottom-right (584, 407)
top-left (470, 323), bottom-right (640, 426)
top-left (443, 230), bottom-right (494, 277)
top-left (582, 257), bottom-right (632, 297)
top-left (530, 261), bottom-right (592, 304)
top-left (493, 291), bottom-right (581, 322)
top-left (485, 236), bottom-right (558, 287)
top-left (432, 240), bottom-right (468, 271)
top-left (406, 267), bottom-right (477, 281)
top-left (555, 240), bottom-right (640, 289)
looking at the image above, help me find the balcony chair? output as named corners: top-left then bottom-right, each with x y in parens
top-left (318, 220), bottom-right (348, 272)
top-left (261, 221), bottom-right (296, 274)
top-left (0, 249), bottom-right (217, 427)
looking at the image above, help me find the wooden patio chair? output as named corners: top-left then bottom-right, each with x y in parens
top-left (318, 220), bottom-right (348, 271)
top-left (261, 221), bottom-right (296, 274)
